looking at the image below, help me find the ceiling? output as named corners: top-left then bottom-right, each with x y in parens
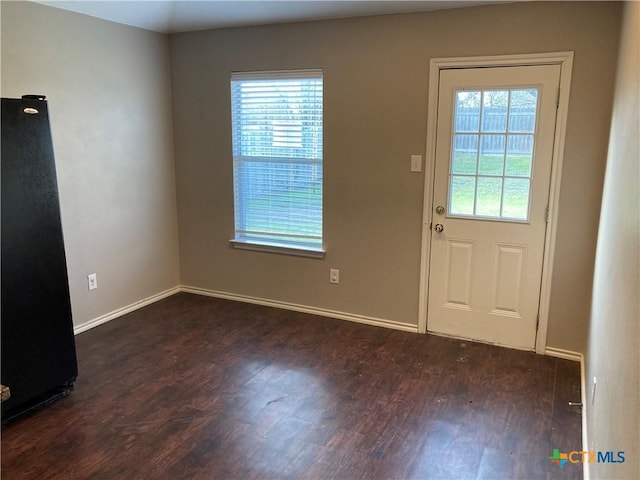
top-left (34, 0), bottom-right (510, 34)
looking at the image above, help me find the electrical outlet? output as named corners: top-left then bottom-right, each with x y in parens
top-left (88, 273), bottom-right (97, 291)
top-left (329, 268), bottom-right (339, 284)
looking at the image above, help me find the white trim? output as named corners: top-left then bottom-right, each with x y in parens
top-left (231, 68), bottom-right (323, 81)
top-left (73, 286), bottom-right (181, 335)
top-left (181, 285), bottom-right (419, 333)
top-left (546, 347), bottom-right (588, 480)
top-left (544, 346), bottom-right (582, 362)
top-left (229, 239), bottom-right (326, 259)
top-left (579, 353), bottom-right (589, 480)
top-left (72, 283), bottom-right (417, 336)
top-left (427, 51), bottom-right (575, 69)
top-left (417, 55), bottom-right (441, 334)
top-left (535, 52), bottom-right (574, 354)
top-left (417, 52), bottom-right (575, 356)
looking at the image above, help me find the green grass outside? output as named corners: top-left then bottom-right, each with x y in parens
top-left (450, 153), bottom-right (531, 219)
top-left (452, 152), bottom-right (531, 176)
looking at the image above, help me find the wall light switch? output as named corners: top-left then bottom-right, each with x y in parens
top-left (88, 273), bottom-right (97, 291)
top-left (411, 155), bottom-right (422, 173)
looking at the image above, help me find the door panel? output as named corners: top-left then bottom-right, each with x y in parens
top-left (490, 243), bottom-right (526, 317)
top-left (444, 239), bottom-right (475, 309)
top-left (427, 65), bottom-right (561, 350)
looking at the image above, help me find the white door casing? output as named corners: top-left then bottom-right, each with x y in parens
top-left (417, 53), bottom-right (574, 353)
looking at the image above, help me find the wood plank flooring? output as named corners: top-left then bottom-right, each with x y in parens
top-left (1, 293), bottom-right (583, 479)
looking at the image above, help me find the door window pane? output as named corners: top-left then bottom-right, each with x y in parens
top-left (450, 176), bottom-right (476, 215)
top-left (476, 177), bottom-right (503, 217)
top-left (505, 135), bottom-right (533, 177)
top-left (478, 135), bottom-right (505, 176)
top-left (502, 178), bottom-right (530, 219)
top-left (481, 90), bottom-right (508, 132)
top-left (449, 87), bottom-right (539, 221)
top-left (508, 89), bottom-right (538, 133)
top-left (455, 91), bottom-right (481, 132)
top-left (452, 134), bottom-right (478, 174)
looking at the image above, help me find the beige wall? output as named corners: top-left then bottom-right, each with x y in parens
top-left (0, 1), bottom-right (624, 354)
top-left (170, 1), bottom-right (621, 353)
top-left (586, 2), bottom-right (639, 478)
top-left (1, 1), bottom-right (181, 328)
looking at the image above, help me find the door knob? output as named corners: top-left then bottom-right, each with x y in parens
top-left (434, 224), bottom-right (444, 233)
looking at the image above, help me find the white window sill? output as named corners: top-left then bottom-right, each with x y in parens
top-left (229, 239), bottom-right (326, 259)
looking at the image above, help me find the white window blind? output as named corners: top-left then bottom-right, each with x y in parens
top-left (231, 70), bottom-right (323, 254)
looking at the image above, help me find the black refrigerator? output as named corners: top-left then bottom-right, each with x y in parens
top-left (1, 96), bottom-right (78, 424)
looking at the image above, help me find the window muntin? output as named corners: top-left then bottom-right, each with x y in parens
top-left (231, 70), bottom-right (323, 253)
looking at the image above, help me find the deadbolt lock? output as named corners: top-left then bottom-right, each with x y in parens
top-left (435, 205), bottom-right (445, 215)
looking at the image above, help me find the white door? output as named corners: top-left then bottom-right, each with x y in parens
top-left (427, 65), bottom-right (561, 350)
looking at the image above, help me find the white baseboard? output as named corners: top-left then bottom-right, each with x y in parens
top-left (544, 346), bottom-right (582, 362)
top-left (580, 353), bottom-right (589, 480)
top-left (180, 285), bottom-right (419, 333)
top-left (73, 286), bottom-right (181, 335)
top-left (546, 347), bottom-right (588, 480)
top-left (73, 284), bottom-right (418, 336)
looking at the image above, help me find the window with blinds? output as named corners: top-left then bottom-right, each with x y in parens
top-left (230, 70), bottom-right (324, 256)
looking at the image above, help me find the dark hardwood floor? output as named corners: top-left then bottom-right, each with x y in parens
top-left (1, 293), bottom-right (583, 479)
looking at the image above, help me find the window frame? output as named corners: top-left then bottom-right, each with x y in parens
top-left (228, 69), bottom-right (325, 258)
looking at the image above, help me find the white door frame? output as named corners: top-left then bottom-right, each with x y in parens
top-left (417, 52), bottom-right (574, 354)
